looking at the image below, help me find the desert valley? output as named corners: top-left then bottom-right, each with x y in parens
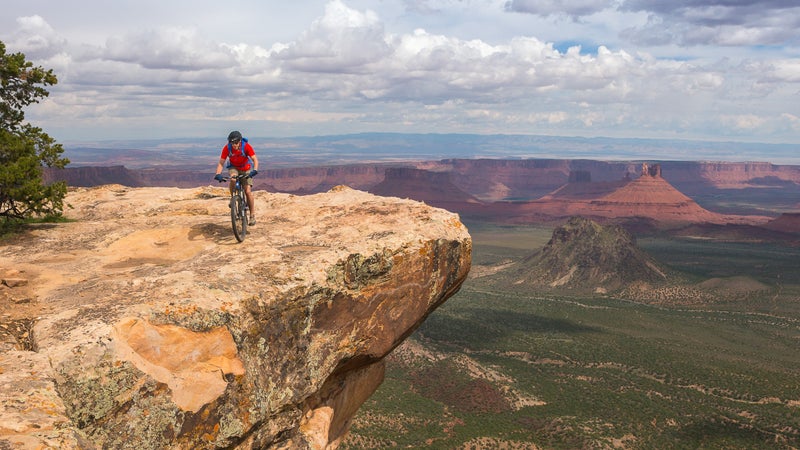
top-left (4, 135), bottom-right (800, 449)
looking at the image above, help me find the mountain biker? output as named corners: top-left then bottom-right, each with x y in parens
top-left (214, 130), bottom-right (259, 226)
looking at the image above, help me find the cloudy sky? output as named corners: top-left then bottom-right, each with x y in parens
top-left (3, 0), bottom-right (799, 145)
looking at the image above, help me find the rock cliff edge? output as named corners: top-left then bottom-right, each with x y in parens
top-left (0, 184), bottom-right (472, 449)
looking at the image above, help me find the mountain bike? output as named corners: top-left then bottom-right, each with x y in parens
top-left (218, 173), bottom-right (250, 242)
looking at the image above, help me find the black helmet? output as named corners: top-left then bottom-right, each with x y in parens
top-left (228, 130), bottom-right (242, 142)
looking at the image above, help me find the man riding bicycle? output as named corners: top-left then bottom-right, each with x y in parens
top-left (214, 130), bottom-right (259, 226)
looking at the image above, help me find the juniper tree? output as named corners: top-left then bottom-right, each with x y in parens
top-left (0, 40), bottom-right (69, 226)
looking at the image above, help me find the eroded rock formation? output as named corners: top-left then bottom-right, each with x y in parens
top-left (508, 216), bottom-right (669, 293)
top-left (506, 164), bottom-right (772, 225)
top-left (369, 167), bottom-right (481, 207)
top-left (0, 185), bottom-right (471, 449)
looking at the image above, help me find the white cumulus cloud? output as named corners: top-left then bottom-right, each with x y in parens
top-left (1, 0), bottom-right (798, 144)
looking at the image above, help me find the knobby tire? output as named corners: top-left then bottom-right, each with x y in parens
top-left (230, 192), bottom-right (247, 242)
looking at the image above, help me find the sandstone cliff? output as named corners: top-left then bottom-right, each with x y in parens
top-left (506, 164), bottom-right (771, 226)
top-left (49, 159), bottom-right (800, 201)
top-left (369, 167), bottom-right (482, 208)
top-left (424, 159), bottom-right (800, 201)
top-left (0, 185), bottom-right (471, 449)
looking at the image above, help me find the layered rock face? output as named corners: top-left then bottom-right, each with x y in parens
top-left (420, 159), bottom-right (675, 202)
top-left (518, 164), bottom-right (770, 225)
top-left (0, 185), bottom-right (471, 449)
top-left (47, 158), bottom-right (800, 199)
top-left (369, 167), bottom-right (481, 206)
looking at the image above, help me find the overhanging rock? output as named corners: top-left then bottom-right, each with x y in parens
top-left (0, 184), bottom-right (471, 449)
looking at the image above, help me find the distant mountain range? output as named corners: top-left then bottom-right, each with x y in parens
top-left (61, 133), bottom-right (799, 168)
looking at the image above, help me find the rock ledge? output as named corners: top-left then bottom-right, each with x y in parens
top-left (0, 185), bottom-right (471, 449)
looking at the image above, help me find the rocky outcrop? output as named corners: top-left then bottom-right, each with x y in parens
top-left (508, 216), bottom-right (668, 293)
top-left (581, 163), bottom-right (721, 223)
top-left (0, 185), bottom-right (471, 449)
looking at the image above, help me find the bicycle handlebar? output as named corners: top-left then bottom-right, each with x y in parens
top-left (217, 173), bottom-right (251, 183)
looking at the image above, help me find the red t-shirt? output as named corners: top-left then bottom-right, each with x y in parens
top-left (220, 141), bottom-right (255, 171)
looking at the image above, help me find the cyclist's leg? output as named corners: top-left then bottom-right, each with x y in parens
top-left (227, 168), bottom-right (238, 195)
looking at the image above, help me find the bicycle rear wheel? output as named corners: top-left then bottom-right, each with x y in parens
top-left (230, 193), bottom-right (247, 242)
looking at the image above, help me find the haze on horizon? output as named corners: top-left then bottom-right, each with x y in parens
top-left (3, 0), bottom-right (800, 157)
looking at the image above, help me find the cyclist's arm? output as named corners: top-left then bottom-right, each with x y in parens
top-left (214, 157), bottom-right (226, 176)
top-left (250, 154), bottom-right (259, 172)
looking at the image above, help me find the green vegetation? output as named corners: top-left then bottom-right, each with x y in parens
top-left (342, 224), bottom-right (800, 449)
top-left (0, 40), bottom-right (69, 233)
top-left (638, 237), bottom-right (800, 285)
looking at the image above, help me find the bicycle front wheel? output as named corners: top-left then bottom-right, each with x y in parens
top-left (230, 193), bottom-right (247, 242)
